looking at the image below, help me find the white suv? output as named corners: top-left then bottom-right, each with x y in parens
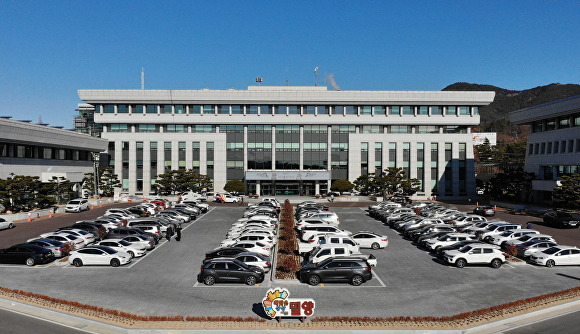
top-left (65, 199), bottom-right (89, 213)
top-left (425, 233), bottom-right (473, 251)
top-left (443, 244), bottom-right (505, 268)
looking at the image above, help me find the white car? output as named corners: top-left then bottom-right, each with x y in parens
top-left (56, 228), bottom-right (97, 245)
top-left (104, 208), bottom-right (139, 219)
top-left (516, 240), bottom-right (558, 258)
top-left (230, 241), bottom-right (271, 256)
top-left (449, 215), bottom-right (487, 228)
top-left (296, 219), bottom-right (336, 230)
top-left (487, 229), bottom-right (539, 246)
top-left (425, 233), bottom-right (473, 251)
top-left (443, 244), bottom-right (505, 268)
top-left (227, 229), bottom-right (277, 239)
top-left (220, 234), bottom-right (276, 248)
top-left (96, 239), bottom-right (147, 258)
top-left (304, 212), bottom-right (340, 225)
top-left (504, 234), bottom-right (555, 247)
top-left (120, 235), bottom-right (155, 250)
top-left (0, 217), bottom-right (15, 230)
top-left (68, 246), bottom-right (132, 267)
top-left (301, 226), bottom-right (351, 242)
top-left (65, 199), bottom-right (90, 213)
top-left (530, 246), bottom-right (580, 267)
top-left (34, 233), bottom-right (86, 248)
top-left (350, 231), bottom-right (388, 250)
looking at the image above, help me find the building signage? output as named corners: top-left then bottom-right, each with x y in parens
top-left (246, 171), bottom-right (330, 181)
top-left (472, 132), bottom-right (497, 146)
top-left (262, 288), bottom-right (315, 318)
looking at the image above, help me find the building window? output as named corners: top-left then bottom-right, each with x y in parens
top-left (390, 125), bottom-right (411, 133)
top-left (390, 106), bottom-right (401, 115)
top-left (333, 106), bottom-right (344, 115)
top-left (192, 125), bottom-right (216, 133)
top-left (110, 124), bottom-right (129, 132)
top-left (546, 120), bottom-right (556, 131)
top-left (117, 105), bottom-right (128, 113)
top-left (275, 105), bottom-right (287, 114)
top-left (418, 106), bottom-right (429, 115)
top-left (373, 106), bottom-right (385, 115)
top-left (345, 106), bottom-right (357, 115)
top-left (137, 124), bottom-right (159, 132)
top-left (416, 126), bottom-right (439, 134)
top-left (190, 105), bottom-right (202, 114)
top-left (203, 105), bottom-right (214, 115)
top-left (247, 106), bottom-right (259, 114)
top-left (317, 106), bottom-right (328, 114)
top-left (218, 105), bottom-right (230, 114)
top-left (459, 106), bottom-right (470, 115)
top-left (161, 105), bottom-right (172, 114)
top-left (103, 104), bottom-right (115, 113)
top-left (131, 105), bottom-right (143, 114)
top-left (146, 105), bottom-right (157, 114)
top-left (165, 125), bottom-right (187, 133)
top-left (231, 105), bottom-right (243, 114)
top-left (446, 106), bottom-right (456, 116)
top-left (260, 105), bottom-right (271, 115)
top-left (431, 106), bottom-right (442, 115)
top-left (401, 106), bottom-right (413, 115)
top-left (175, 105), bottom-right (185, 114)
top-left (361, 125), bottom-right (383, 133)
top-left (304, 106), bottom-right (316, 115)
top-left (360, 106), bottom-right (372, 115)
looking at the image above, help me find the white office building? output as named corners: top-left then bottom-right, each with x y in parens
top-left (509, 95), bottom-right (580, 203)
top-left (78, 86), bottom-right (495, 199)
top-left (0, 117), bottom-right (108, 184)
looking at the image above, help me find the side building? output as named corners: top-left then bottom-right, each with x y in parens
top-left (509, 95), bottom-right (580, 203)
top-left (78, 86), bottom-right (495, 199)
top-left (0, 117), bottom-right (108, 192)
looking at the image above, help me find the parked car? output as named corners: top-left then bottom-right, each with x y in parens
top-left (350, 231), bottom-right (388, 250)
top-left (306, 244), bottom-right (376, 266)
top-left (0, 217), bottom-right (15, 230)
top-left (504, 234), bottom-right (555, 248)
top-left (220, 234), bottom-right (276, 248)
top-left (530, 245), bottom-right (580, 267)
top-left (34, 233), bottom-right (86, 248)
top-left (0, 244), bottom-right (55, 266)
top-left (301, 225), bottom-right (351, 242)
top-left (473, 205), bottom-right (495, 217)
top-left (68, 246), bottom-right (131, 267)
top-left (96, 239), bottom-right (147, 258)
top-left (443, 244), bottom-right (505, 268)
top-left (229, 241), bottom-right (271, 256)
top-left (65, 199), bottom-right (90, 213)
top-left (120, 235), bottom-right (155, 250)
top-left (425, 233), bottom-right (473, 251)
top-left (205, 247), bottom-right (249, 260)
top-left (299, 257), bottom-right (373, 286)
top-left (515, 240), bottom-right (558, 259)
top-left (198, 258), bottom-right (264, 285)
top-left (25, 238), bottom-right (67, 258)
top-left (487, 229), bottom-right (539, 246)
top-left (435, 240), bottom-right (489, 258)
top-left (229, 252), bottom-right (271, 273)
top-left (543, 211), bottom-right (580, 228)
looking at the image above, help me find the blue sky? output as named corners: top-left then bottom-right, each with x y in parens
top-left (1, 1), bottom-right (579, 128)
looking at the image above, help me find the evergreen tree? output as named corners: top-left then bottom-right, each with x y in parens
top-left (552, 174), bottom-right (580, 210)
top-left (224, 180), bottom-right (246, 194)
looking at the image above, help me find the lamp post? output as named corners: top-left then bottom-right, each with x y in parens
top-left (92, 153), bottom-right (99, 198)
top-left (7, 173), bottom-right (15, 210)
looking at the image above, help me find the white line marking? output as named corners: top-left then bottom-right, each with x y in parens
top-left (372, 268), bottom-right (387, 287)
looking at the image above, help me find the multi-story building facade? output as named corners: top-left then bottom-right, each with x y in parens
top-left (509, 95), bottom-right (580, 203)
top-left (0, 117), bottom-right (108, 186)
top-left (78, 86), bottom-right (495, 199)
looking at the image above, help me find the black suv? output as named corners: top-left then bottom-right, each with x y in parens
top-left (543, 211), bottom-right (580, 228)
top-left (299, 257), bottom-right (373, 286)
top-left (204, 247), bottom-right (249, 260)
top-left (198, 258), bottom-right (265, 286)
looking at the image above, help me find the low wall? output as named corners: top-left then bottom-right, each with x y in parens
top-left (0, 198), bottom-right (115, 221)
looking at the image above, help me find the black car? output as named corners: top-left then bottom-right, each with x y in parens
top-left (0, 244), bottom-right (55, 266)
top-left (198, 258), bottom-right (265, 285)
top-left (543, 211), bottom-right (580, 228)
top-left (299, 257), bottom-right (373, 286)
top-left (204, 247), bottom-right (249, 260)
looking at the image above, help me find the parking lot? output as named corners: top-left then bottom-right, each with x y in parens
top-left (1, 202), bottom-right (579, 319)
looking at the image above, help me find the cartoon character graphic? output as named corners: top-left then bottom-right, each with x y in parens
top-left (262, 288), bottom-right (289, 318)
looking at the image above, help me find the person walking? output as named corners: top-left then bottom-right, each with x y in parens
top-left (175, 223), bottom-right (182, 241)
top-left (166, 227), bottom-right (173, 242)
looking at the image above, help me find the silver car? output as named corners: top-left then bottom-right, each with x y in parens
top-left (231, 252), bottom-right (272, 273)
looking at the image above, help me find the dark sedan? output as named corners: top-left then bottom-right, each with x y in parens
top-left (198, 258), bottom-right (264, 285)
top-left (299, 257), bottom-right (373, 286)
top-left (0, 244), bottom-right (55, 266)
top-left (204, 247), bottom-right (249, 260)
top-left (473, 205), bottom-right (495, 217)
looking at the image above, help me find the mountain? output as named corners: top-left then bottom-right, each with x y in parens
top-left (442, 82), bottom-right (580, 142)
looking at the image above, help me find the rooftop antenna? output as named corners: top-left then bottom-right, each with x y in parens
top-left (285, 67), bottom-right (289, 86)
top-left (314, 66), bottom-right (319, 86)
top-left (141, 67), bottom-right (145, 89)
top-left (255, 77), bottom-right (263, 86)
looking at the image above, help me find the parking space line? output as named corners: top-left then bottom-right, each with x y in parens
top-left (372, 268), bottom-right (387, 287)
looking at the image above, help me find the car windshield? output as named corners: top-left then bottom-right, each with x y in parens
top-left (542, 247), bottom-right (560, 255)
top-left (101, 248), bottom-right (117, 254)
top-left (458, 245), bottom-right (472, 253)
top-left (69, 200), bottom-right (81, 204)
top-left (119, 240), bottom-right (131, 246)
top-left (500, 231), bottom-right (512, 237)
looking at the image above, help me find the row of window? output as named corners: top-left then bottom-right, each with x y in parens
top-left (107, 124), bottom-right (469, 134)
top-left (528, 139), bottom-right (580, 155)
top-left (532, 113), bottom-right (580, 133)
top-left (96, 104), bottom-right (479, 116)
top-left (0, 142), bottom-right (92, 161)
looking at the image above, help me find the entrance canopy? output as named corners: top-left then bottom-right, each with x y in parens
top-left (246, 171), bottom-right (330, 181)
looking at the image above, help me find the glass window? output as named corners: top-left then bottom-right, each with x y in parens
top-left (304, 106), bottom-right (316, 115)
top-left (361, 125), bottom-right (383, 133)
top-left (401, 106), bottom-right (413, 115)
top-left (418, 106), bottom-right (428, 115)
top-left (161, 105), bottom-right (172, 114)
top-left (360, 106), bottom-right (372, 115)
top-left (390, 125), bottom-right (410, 133)
top-left (275, 105), bottom-right (287, 114)
top-left (333, 106), bottom-right (344, 115)
top-left (431, 106), bottom-right (442, 115)
top-left (373, 106), bottom-right (385, 115)
top-left (192, 125), bottom-right (216, 133)
top-left (175, 105), bottom-right (185, 114)
top-left (345, 106), bottom-right (357, 115)
top-left (317, 105), bottom-right (328, 114)
top-left (574, 114), bottom-right (580, 126)
top-left (165, 125), bottom-right (186, 133)
top-left (137, 124), bottom-right (158, 132)
top-left (473, 106), bottom-right (479, 115)
top-left (260, 105), bottom-right (271, 114)
top-left (103, 104), bottom-right (115, 113)
top-left (390, 106), bottom-right (401, 115)
top-left (117, 104), bottom-right (128, 113)
top-left (446, 106), bottom-right (456, 115)
top-left (110, 124), bottom-right (129, 132)
top-left (203, 105), bottom-right (214, 115)
top-left (248, 106), bottom-right (259, 114)
top-left (220, 125), bottom-right (244, 133)
top-left (288, 106), bottom-right (299, 114)
top-left (459, 106), bottom-right (470, 115)
top-left (546, 120), bottom-right (556, 131)
top-left (559, 117), bottom-right (570, 128)
top-left (218, 105), bottom-right (230, 114)
top-left (231, 105), bottom-right (242, 114)
top-left (190, 105), bottom-right (202, 114)
top-left (131, 105), bottom-right (143, 113)
top-left (146, 105), bottom-right (157, 114)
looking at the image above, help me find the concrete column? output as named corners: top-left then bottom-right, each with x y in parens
top-left (315, 181), bottom-right (320, 195)
top-left (256, 181), bottom-right (261, 196)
